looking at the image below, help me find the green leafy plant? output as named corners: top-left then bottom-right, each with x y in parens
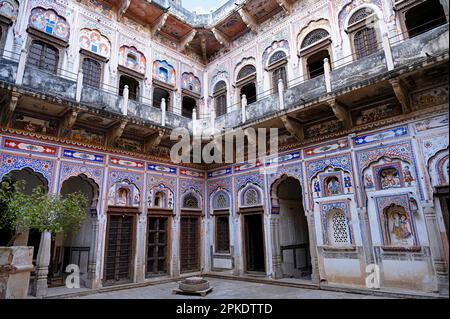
top-left (0, 177), bottom-right (88, 246)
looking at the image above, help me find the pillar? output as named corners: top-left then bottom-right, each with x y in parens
top-left (31, 231), bottom-right (51, 297)
top-left (270, 215), bottom-right (283, 279)
top-left (306, 211), bottom-right (320, 283)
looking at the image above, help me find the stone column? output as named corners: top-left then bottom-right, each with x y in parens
top-left (270, 216), bottom-right (283, 279)
top-left (31, 231), bottom-right (51, 297)
top-left (423, 203), bottom-right (449, 295)
top-left (172, 216), bottom-right (180, 277)
top-left (232, 216), bottom-right (242, 276)
top-left (87, 216), bottom-right (99, 289)
top-left (357, 207), bottom-right (375, 265)
top-left (306, 211), bottom-right (320, 284)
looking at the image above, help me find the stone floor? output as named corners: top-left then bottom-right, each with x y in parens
top-left (73, 278), bottom-right (384, 299)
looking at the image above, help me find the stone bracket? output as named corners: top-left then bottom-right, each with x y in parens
top-left (180, 29), bottom-right (197, 52)
top-left (1, 91), bottom-right (21, 127)
top-left (117, 0), bottom-right (131, 21)
top-left (151, 12), bottom-right (169, 37)
top-left (281, 115), bottom-right (304, 142)
top-left (58, 108), bottom-right (79, 138)
top-left (144, 131), bottom-right (164, 153)
top-left (327, 98), bottom-right (352, 129)
top-left (275, 0), bottom-right (292, 15)
top-left (107, 119), bottom-right (128, 146)
top-left (389, 78), bottom-right (411, 113)
top-left (211, 27), bottom-right (230, 47)
top-left (238, 8), bottom-right (258, 33)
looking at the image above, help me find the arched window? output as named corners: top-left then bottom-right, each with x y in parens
top-left (215, 193), bottom-right (228, 209)
top-left (267, 51), bottom-right (288, 93)
top-left (215, 216), bottom-right (230, 253)
top-left (82, 57), bottom-right (102, 88)
top-left (237, 65), bottom-right (257, 105)
top-left (183, 193), bottom-right (199, 209)
top-left (213, 81), bottom-right (227, 117)
top-left (299, 29), bottom-right (332, 79)
top-left (301, 29), bottom-right (330, 49)
top-left (28, 40), bottom-right (59, 74)
top-left (404, 0), bottom-right (447, 38)
top-left (243, 188), bottom-right (259, 206)
top-left (326, 209), bottom-right (351, 245)
top-left (154, 191), bottom-right (166, 208)
top-left (153, 87), bottom-right (171, 110)
top-left (117, 187), bottom-right (130, 206)
top-left (347, 8), bottom-right (380, 60)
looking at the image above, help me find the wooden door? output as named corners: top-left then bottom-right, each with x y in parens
top-left (180, 216), bottom-right (200, 272)
top-left (146, 217), bottom-right (168, 276)
top-left (104, 214), bottom-right (134, 284)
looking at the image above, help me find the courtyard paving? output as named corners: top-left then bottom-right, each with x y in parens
top-left (73, 278), bottom-right (384, 299)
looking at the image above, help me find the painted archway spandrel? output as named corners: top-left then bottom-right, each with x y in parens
top-left (60, 161), bottom-right (103, 188)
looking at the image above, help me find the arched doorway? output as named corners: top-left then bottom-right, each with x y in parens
top-left (48, 175), bottom-right (99, 287)
top-left (0, 168), bottom-right (48, 250)
top-left (271, 176), bottom-right (311, 279)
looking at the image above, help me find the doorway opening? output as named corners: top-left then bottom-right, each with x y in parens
top-left (119, 75), bottom-right (140, 101)
top-left (274, 176), bottom-right (311, 279)
top-left (182, 96), bottom-right (196, 118)
top-left (307, 50), bottom-right (331, 79)
top-left (244, 213), bottom-right (265, 273)
top-left (146, 216), bottom-right (169, 276)
top-left (405, 0), bottom-right (447, 38)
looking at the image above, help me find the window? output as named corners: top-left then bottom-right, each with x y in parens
top-left (404, 0), bottom-right (447, 38)
top-left (215, 216), bottom-right (230, 253)
top-left (236, 65), bottom-right (257, 105)
top-left (28, 40), bottom-right (59, 74)
top-left (183, 193), bottom-right (199, 209)
top-left (327, 209), bottom-right (351, 246)
top-left (153, 86), bottom-right (171, 110)
top-left (82, 57), bottom-right (102, 88)
top-left (182, 96), bottom-right (196, 118)
top-left (325, 176), bottom-right (342, 196)
top-left (147, 217), bottom-right (168, 276)
top-left (154, 191), bottom-right (166, 208)
top-left (347, 8), bottom-right (380, 60)
top-left (299, 29), bottom-right (332, 79)
top-left (243, 188), bottom-right (259, 206)
top-left (353, 27), bottom-right (378, 59)
top-left (272, 66), bottom-right (287, 93)
top-left (213, 81), bottom-right (227, 117)
top-left (119, 75), bottom-right (140, 101)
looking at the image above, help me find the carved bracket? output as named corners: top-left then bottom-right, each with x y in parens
top-left (389, 78), bottom-right (411, 113)
top-left (327, 98), bottom-right (352, 129)
top-left (59, 108), bottom-right (79, 138)
top-left (107, 119), bottom-right (128, 146)
top-left (179, 30), bottom-right (197, 52)
top-left (211, 27), bottom-right (230, 47)
top-left (275, 0), bottom-right (292, 15)
top-left (117, 0), bottom-right (131, 21)
top-left (144, 131), bottom-right (164, 153)
top-left (151, 12), bottom-right (169, 37)
top-left (238, 8), bottom-right (258, 33)
top-left (281, 115), bottom-right (304, 142)
top-left (1, 92), bottom-right (21, 127)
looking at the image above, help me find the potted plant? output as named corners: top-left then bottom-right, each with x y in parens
top-left (0, 177), bottom-right (88, 298)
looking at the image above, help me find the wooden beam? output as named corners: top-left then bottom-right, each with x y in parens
top-left (106, 119), bottom-right (128, 146)
top-left (59, 108), bottom-right (79, 138)
top-left (151, 12), bottom-right (169, 37)
top-left (327, 98), bottom-right (352, 129)
top-left (144, 131), bottom-right (164, 153)
top-left (281, 115), bottom-right (304, 142)
top-left (389, 78), bottom-right (411, 113)
top-left (179, 29), bottom-right (197, 52)
top-left (1, 91), bottom-right (20, 126)
top-left (275, 0), bottom-right (292, 15)
top-left (238, 8), bottom-right (258, 33)
top-left (117, 0), bottom-right (131, 21)
top-left (211, 27), bottom-right (230, 47)
top-left (200, 34), bottom-right (208, 64)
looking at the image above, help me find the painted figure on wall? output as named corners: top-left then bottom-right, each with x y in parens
top-left (326, 177), bottom-right (341, 196)
top-left (344, 173), bottom-right (352, 192)
top-left (313, 178), bottom-right (321, 197)
top-left (403, 165), bottom-right (415, 186)
top-left (380, 168), bottom-right (401, 189)
top-left (0, 0), bottom-right (18, 20)
top-left (385, 205), bottom-right (414, 246)
top-left (117, 187), bottom-right (129, 206)
top-left (79, 29), bottom-right (111, 59)
top-left (29, 8), bottom-right (70, 41)
top-left (364, 173), bottom-right (374, 189)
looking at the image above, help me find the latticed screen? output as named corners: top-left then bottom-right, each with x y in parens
top-left (331, 210), bottom-right (350, 245)
top-left (354, 27), bottom-right (378, 59)
top-left (244, 188), bottom-right (259, 206)
top-left (82, 57), bottom-right (102, 88)
top-left (183, 193), bottom-right (199, 208)
top-left (28, 40), bottom-right (59, 74)
top-left (216, 216), bottom-right (230, 253)
top-left (348, 8), bottom-right (373, 25)
top-left (301, 29), bottom-right (329, 48)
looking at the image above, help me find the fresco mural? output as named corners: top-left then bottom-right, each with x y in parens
top-left (79, 28), bottom-right (111, 58)
top-left (181, 72), bottom-right (201, 94)
top-left (28, 7), bottom-right (70, 41)
top-left (118, 45), bottom-right (146, 74)
top-left (152, 60), bottom-right (176, 86)
top-left (0, 0), bottom-right (19, 20)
